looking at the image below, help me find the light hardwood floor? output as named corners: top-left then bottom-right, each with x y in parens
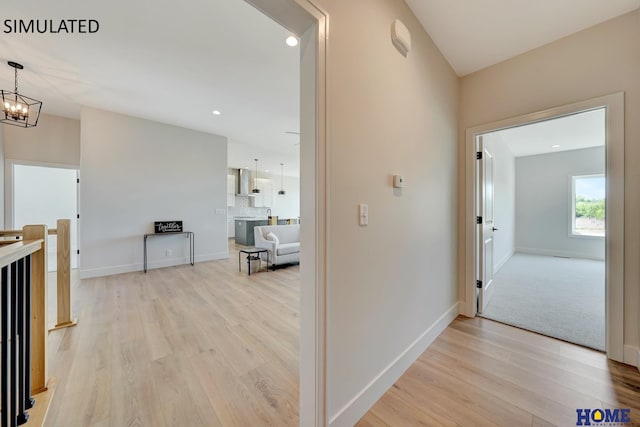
top-left (44, 242), bottom-right (300, 426)
top-left (358, 317), bottom-right (640, 427)
top-left (43, 246), bottom-right (640, 427)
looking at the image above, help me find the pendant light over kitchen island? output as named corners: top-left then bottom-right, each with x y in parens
top-left (278, 163), bottom-right (286, 195)
top-left (252, 158), bottom-right (261, 193)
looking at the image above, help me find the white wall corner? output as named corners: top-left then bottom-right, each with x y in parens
top-left (329, 302), bottom-right (459, 427)
top-left (494, 250), bottom-right (514, 274)
top-left (623, 345), bottom-right (640, 371)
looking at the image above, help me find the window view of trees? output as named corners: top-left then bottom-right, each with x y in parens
top-left (573, 175), bottom-right (605, 237)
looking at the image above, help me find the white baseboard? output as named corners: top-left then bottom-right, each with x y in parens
top-left (79, 251), bottom-right (228, 279)
top-left (196, 252), bottom-right (229, 263)
top-left (515, 247), bottom-right (604, 261)
top-left (80, 262), bottom-right (138, 279)
top-left (329, 302), bottom-right (460, 427)
top-left (623, 345), bottom-right (640, 371)
top-left (494, 250), bottom-right (514, 274)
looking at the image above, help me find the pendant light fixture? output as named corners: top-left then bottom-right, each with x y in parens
top-left (278, 163), bottom-right (286, 196)
top-left (1, 61), bottom-right (42, 128)
top-left (252, 158), bottom-right (261, 193)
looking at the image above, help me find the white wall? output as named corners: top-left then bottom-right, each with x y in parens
top-left (79, 107), bottom-right (228, 278)
top-left (3, 113), bottom-right (80, 228)
top-left (515, 147), bottom-right (605, 260)
top-left (268, 173), bottom-right (300, 218)
top-left (318, 0), bottom-right (459, 424)
top-left (483, 133), bottom-right (515, 272)
top-left (459, 10), bottom-right (640, 360)
top-left (228, 138), bottom-right (300, 178)
top-left (3, 113), bottom-right (80, 166)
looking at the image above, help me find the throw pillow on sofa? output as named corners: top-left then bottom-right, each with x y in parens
top-left (266, 231), bottom-right (279, 244)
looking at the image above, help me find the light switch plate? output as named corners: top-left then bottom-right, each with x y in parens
top-left (215, 208), bottom-right (225, 215)
top-left (359, 203), bottom-right (368, 226)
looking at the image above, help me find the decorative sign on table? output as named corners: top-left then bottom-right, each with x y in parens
top-left (154, 221), bottom-right (183, 233)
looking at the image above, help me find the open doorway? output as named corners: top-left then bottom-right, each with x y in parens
top-left (10, 162), bottom-right (79, 271)
top-left (476, 109), bottom-right (606, 350)
top-left (464, 92), bottom-right (624, 362)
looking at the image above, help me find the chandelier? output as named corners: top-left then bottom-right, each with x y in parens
top-left (1, 61), bottom-right (42, 128)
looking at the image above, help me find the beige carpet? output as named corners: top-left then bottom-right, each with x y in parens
top-left (480, 253), bottom-right (605, 351)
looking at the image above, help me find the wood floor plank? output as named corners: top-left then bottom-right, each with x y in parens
top-left (431, 332), bottom-right (603, 410)
top-left (440, 326), bottom-right (621, 401)
top-left (359, 317), bottom-right (640, 427)
top-left (531, 415), bottom-right (556, 427)
top-left (240, 363), bottom-right (299, 426)
top-left (45, 242), bottom-right (300, 427)
top-left (356, 385), bottom-right (460, 427)
top-left (189, 349), bottom-right (282, 426)
top-left (151, 352), bottom-right (223, 426)
top-left (453, 318), bottom-right (608, 368)
top-left (43, 243), bottom-right (640, 427)
top-left (405, 357), bottom-right (534, 426)
top-left (355, 412), bottom-right (390, 427)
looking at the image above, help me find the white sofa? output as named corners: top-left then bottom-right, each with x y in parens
top-left (254, 224), bottom-right (300, 268)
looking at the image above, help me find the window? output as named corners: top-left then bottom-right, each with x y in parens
top-left (571, 175), bottom-right (605, 237)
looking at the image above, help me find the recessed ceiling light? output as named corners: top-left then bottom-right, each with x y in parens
top-left (265, 170), bottom-right (270, 173)
top-left (286, 36), bottom-right (298, 47)
top-left (212, 110), bottom-right (221, 115)
top-left (551, 144), bottom-right (561, 148)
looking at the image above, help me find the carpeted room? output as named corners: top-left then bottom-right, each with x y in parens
top-left (478, 110), bottom-right (606, 351)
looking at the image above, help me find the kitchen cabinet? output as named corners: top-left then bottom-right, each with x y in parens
top-left (227, 220), bottom-right (235, 238)
top-left (253, 179), bottom-right (272, 208)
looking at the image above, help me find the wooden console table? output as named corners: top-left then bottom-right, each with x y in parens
top-left (143, 231), bottom-right (194, 273)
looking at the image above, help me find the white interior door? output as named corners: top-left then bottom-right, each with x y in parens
top-left (477, 136), bottom-right (496, 313)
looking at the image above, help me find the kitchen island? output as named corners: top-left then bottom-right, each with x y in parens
top-left (234, 218), bottom-right (268, 246)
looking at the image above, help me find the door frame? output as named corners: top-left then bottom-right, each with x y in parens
top-left (244, 1), bottom-right (328, 425)
top-left (5, 159), bottom-right (79, 229)
top-left (5, 159), bottom-right (81, 270)
top-left (463, 92), bottom-right (624, 362)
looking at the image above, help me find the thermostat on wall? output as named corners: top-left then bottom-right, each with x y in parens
top-left (393, 175), bottom-right (405, 188)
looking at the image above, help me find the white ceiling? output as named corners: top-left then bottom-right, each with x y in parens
top-left (489, 108), bottom-right (605, 158)
top-left (404, 0), bottom-right (640, 76)
top-left (0, 0), bottom-right (300, 176)
top-left (2, 1), bottom-right (636, 177)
